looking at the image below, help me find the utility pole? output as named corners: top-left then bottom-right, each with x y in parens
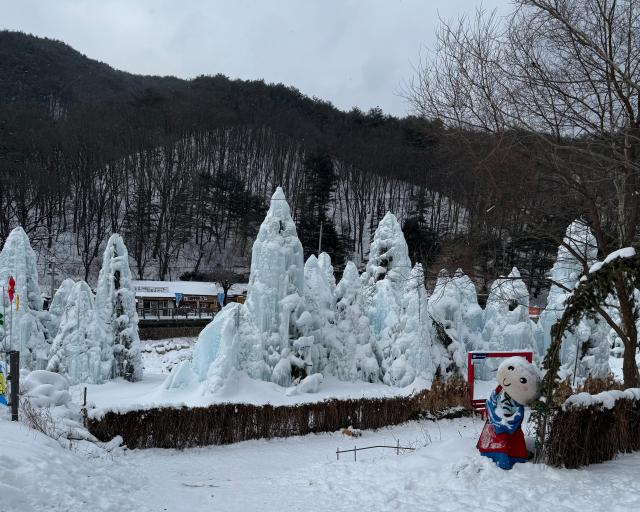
top-left (48, 259), bottom-right (58, 305)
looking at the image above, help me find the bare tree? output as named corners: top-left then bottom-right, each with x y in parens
top-left (408, 0), bottom-right (640, 386)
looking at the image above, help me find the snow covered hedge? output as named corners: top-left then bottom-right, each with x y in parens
top-left (542, 388), bottom-right (640, 468)
top-left (88, 377), bottom-right (469, 449)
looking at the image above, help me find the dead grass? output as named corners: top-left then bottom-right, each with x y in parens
top-left (20, 398), bottom-right (61, 440)
top-left (541, 375), bottom-right (638, 468)
top-left (544, 396), bottom-right (640, 468)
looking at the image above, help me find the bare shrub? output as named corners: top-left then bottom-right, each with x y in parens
top-left (544, 396), bottom-right (640, 468)
top-left (88, 378), bottom-right (472, 449)
top-left (20, 397), bottom-right (62, 441)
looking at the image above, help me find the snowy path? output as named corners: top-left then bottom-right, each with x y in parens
top-left (124, 417), bottom-right (640, 512)
top-left (3, 414), bottom-right (640, 511)
top-left (0, 420), bottom-right (142, 512)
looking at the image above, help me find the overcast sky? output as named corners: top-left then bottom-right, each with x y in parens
top-left (1, 0), bottom-right (509, 116)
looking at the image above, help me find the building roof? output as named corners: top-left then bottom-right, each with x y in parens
top-left (131, 280), bottom-right (248, 299)
top-left (228, 283), bottom-right (249, 296)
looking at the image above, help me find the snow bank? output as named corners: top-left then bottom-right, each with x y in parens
top-left (18, 369), bottom-right (128, 455)
top-left (0, 419), bottom-right (136, 511)
top-left (21, 370), bottom-right (71, 408)
top-left (589, 246), bottom-right (636, 273)
top-left (89, 373), bottom-right (432, 420)
top-left (285, 372), bottom-right (323, 396)
top-left (563, 388), bottom-right (640, 410)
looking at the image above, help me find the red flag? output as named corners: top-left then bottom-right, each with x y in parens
top-left (8, 276), bottom-right (15, 303)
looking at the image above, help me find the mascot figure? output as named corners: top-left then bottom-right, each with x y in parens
top-left (476, 356), bottom-right (540, 470)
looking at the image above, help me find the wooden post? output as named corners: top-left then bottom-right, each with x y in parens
top-left (336, 448), bottom-right (339, 461)
top-left (8, 350), bottom-right (19, 421)
top-left (83, 386), bottom-right (87, 407)
top-left (354, 445), bottom-right (357, 462)
top-left (397, 439), bottom-right (400, 455)
top-left (1, 286), bottom-right (5, 350)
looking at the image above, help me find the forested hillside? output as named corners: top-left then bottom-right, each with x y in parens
top-left (0, 30), bottom-right (565, 296)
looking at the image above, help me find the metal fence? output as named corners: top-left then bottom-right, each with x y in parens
top-left (336, 440), bottom-right (415, 461)
top-left (138, 308), bottom-right (215, 320)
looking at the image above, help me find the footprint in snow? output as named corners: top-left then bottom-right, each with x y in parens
top-left (181, 482), bottom-right (220, 488)
top-left (452, 459), bottom-right (486, 477)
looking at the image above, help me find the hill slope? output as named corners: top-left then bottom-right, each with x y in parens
top-left (0, 31), bottom-right (558, 291)
top-left (0, 31), bottom-right (181, 107)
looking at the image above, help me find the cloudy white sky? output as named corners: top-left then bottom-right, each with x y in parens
top-left (1, 0), bottom-right (509, 116)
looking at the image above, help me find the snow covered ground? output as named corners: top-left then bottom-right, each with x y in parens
top-left (0, 419), bottom-right (140, 512)
top-left (74, 336), bottom-right (433, 416)
top-left (3, 412), bottom-right (640, 512)
top-left (78, 372), bottom-right (432, 417)
top-left (140, 337), bottom-right (196, 374)
top-left (6, 343), bottom-right (640, 511)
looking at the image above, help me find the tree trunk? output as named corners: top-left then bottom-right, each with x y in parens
top-left (615, 275), bottom-right (639, 387)
top-left (622, 338), bottom-right (639, 388)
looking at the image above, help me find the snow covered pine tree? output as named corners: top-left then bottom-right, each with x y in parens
top-left (94, 234), bottom-right (142, 382)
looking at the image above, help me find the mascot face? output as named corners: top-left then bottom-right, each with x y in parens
top-left (496, 356), bottom-right (540, 405)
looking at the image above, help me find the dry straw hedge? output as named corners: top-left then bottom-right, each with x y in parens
top-left (543, 391), bottom-right (640, 468)
top-left (88, 378), bottom-right (470, 449)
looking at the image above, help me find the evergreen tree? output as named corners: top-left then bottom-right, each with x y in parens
top-left (297, 147), bottom-right (348, 268)
top-left (402, 188), bottom-right (440, 268)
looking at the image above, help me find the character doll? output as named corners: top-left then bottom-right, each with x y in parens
top-left (476, 356), bottom-right (541, 469)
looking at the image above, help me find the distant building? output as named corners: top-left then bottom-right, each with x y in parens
top-left (131, 280), bottom-right (247, 317)
top-left (528, 306), bottom-right (542, 322)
